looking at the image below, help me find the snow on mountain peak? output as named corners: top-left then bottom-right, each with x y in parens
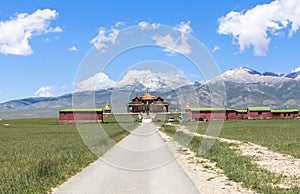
top-left (117, 70), bottom-right (191, 89)
top-left (292, 67), bottom-right (300, 73)
top-left (223, 67), bottom-right (261, 76)
top-left (211, 67), bottom-right (294, 84)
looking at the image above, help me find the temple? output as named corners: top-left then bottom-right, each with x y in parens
top-left (127, 90), bottom-right (169, 113)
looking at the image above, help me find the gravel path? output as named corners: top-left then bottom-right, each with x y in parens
top-left (180, 126), bottom-right (300, 187)
top-left (159, 131), bottom-right (254, 194)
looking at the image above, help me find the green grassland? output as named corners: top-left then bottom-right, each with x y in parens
top-left (160, 119), bottom-right (300, 193)
top-left (0, 116), bottom-right (138, 194)
top-left (186, 119), bottom-right (300, 158)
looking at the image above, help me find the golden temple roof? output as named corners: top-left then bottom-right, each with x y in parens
top-left (140, 92), bottom-right (155, 100)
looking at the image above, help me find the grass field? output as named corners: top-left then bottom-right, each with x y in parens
top-left (160, 119), bottom-right (300, 193)
top-left (186, 119), bottom-right (300, 158)
top-left (0, 117), bottom-right (138, 194)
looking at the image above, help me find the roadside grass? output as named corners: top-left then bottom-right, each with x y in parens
top-left (160, 123), bottom-right (300, 193)
top-left (0, 117), bottom-right (136, 194)
top-left (185, 119), bottom-right (300, 159)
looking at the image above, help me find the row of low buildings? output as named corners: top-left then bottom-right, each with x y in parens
top-left (186, 105), bottom-right (299, 121)
top-left (58, 91), bottom-right (299, 123)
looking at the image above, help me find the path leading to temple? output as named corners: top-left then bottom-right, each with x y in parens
top-left (52, 123), bottom-right (200, 194)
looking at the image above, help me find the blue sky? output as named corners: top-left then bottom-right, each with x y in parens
top-left (0, 0), bottom-right (300, 102)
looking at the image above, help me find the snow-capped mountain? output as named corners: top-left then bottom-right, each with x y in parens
top-left (74, 70), bottom-right (192, 91)
top-left (116, 70), bottom-right (191, 90)
top-left (210, 67), bottom-right (292, 84)
top-left (200, 67), bottom-right (300, 109)
top-left (1, 67), bottom-right (300, 119)
top-left (285, 71), bottom-right (300, 80)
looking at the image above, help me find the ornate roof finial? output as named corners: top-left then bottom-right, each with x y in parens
top-left (146, 88), bottom-right (149, 94)
top-left (185, 102), bottom-right (191, 110)
top-left (104, 100), bottom-right (111, 111)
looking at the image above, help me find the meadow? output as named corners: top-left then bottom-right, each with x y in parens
top-left (189, 119), bottom-right (300, 158)
top-left (0, 116), bottom-right (138, 194)
top-left (160, 119), bottom-right (300, 193)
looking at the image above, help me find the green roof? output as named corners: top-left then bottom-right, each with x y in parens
top-left (190, 107), bottom-right (232, 112)
top-left (271, 109), bottom-right (298, 113)
top-left (59, 108), bottom-right (103, 113)
top-left (247, 106), bottom-right (271, 112)
top-left (153, 101), bottom-right (169, 105)
top-left (236, 109), bottom-right (247, 113)
top-left (127, 102), bottom-right (143, 105)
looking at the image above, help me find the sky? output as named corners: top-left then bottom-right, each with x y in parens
top-left (0, 0), bottom-right (300, 102)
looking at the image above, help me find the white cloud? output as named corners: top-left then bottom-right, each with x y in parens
top-left (90, 22), bottom-right (121, 52)
top-left (152, 21), bottom-right (192, 56)
top-left (213, 45), bottom-right (220, 52)
top-left (68, 46), bottom-right (79, 52)
top-left (0, 9), bottom-right (61, 56)
top-left (74, 72), bottom-right (116, 91)
top-left (218, 0), bottom-right (300, 56)
top-left (114, 21), bottom-right (126, 28)
top-left (292, 67), bottom-right (300, 72)
top-left (47, 26), bottom-right (63, 33)
top-left (174, 21), bottom-right (192, 34)
top-left (34, 86), bottom-right (54, 97)
top-left (138, 21), bottom-right (160, 30)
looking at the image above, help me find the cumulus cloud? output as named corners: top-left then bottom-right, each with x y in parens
top-left (34, 86), bottom-right (54, 97)
top-left (138, 21), bottom-right (160, 30)
top-left (74, 72), bottom-right (116, 91)
top-left (90, 22), bottom-right (122, 52)
top-left (68, 46), bottom-right (79, 52)
top-left (292, 67), bottom-right (300, 72)
top-left (218, 0), bottom-right (300, 56)
top-left (152, 21), bottom-right (192, 55)
top-left (0, 9), bottom-right (61, 56)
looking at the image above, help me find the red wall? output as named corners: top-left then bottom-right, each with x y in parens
top-left (272, 112), bottom-right (298, 119)
top-left (226, 111), bottom-right (236, 120)
top-left (247, 111), bottom-right (272, 119)
top-left (190, 111), bottom-right (226, 120)
top-left (190, 110), bottom-right (298, 121)
top-left (236, 113), bottom-right (247, 119)
top-left (59, 112), bottom-right (103, 123)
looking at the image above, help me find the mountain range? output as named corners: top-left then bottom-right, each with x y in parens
top-left (1, 67), bottom-right (300, 119)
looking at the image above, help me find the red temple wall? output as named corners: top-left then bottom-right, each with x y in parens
top-left (59, 112), bottom-right (103, 123)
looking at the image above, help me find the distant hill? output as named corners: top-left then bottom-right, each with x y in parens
top-left (0, 67), bottom-right (299, 119)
